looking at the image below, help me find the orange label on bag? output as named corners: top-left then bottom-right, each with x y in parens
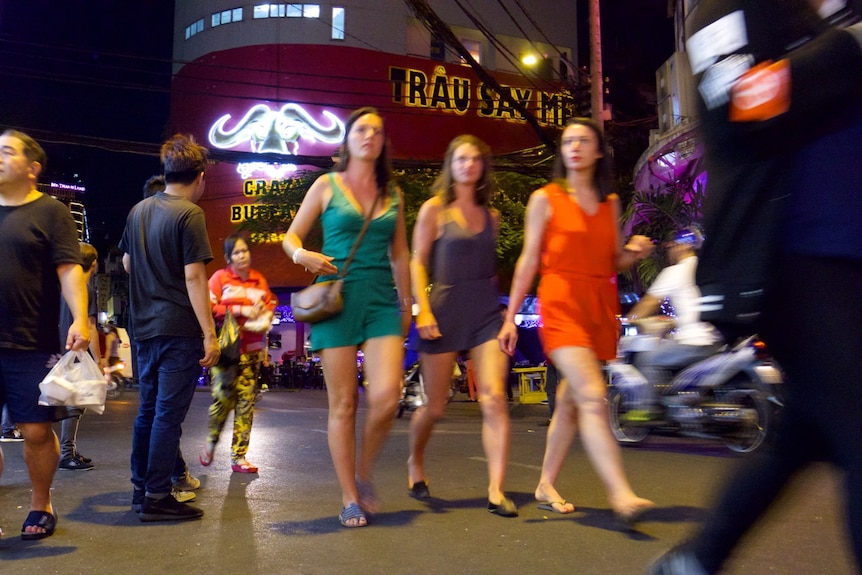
top-left (729, 59), bottom-right (791, 122)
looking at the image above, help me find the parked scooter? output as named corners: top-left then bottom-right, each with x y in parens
top-left (606, 325), bottom-right (784, 453)
top-left (396, 361), bottom-right (461, 418)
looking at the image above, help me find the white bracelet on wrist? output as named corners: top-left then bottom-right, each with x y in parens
top-left (292, 247), bottom-right (306, 265)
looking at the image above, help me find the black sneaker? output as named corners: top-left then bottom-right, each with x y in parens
top-left (59, 456), bottom-right (94, 471)
top-left (131, 489), bottom-right (145, 513)
top-left (75, 452), bottom-right (93, 464)
top-left (0, 429), bottom-right (24, 442)
top-left (139, 494), bottom-right (203, 522)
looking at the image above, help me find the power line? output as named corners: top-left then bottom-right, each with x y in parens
top-left (403, 0), bottom-right (555, 149)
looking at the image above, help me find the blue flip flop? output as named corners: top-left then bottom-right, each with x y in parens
top-left (338, 503), bottom-right (367, 528)
top-left (21, 510), bottom-right (56, 540)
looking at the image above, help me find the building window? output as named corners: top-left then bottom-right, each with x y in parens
top-left (462, 39), bottom-right (481, 64)
top-left (332, 7), bottom-right (345, 40)
top-left (185, 18), bottom-right (205, 40)
top-left (254, 4), bottom-right (318, 19)
top-left (212, 8), bottom-right (242, 27)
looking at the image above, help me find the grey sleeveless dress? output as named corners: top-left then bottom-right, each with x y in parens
top-left (416, 209), bottom-right (503, 354)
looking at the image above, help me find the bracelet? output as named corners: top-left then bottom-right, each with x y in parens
top-left (292, 247), bottom-right (306, 265)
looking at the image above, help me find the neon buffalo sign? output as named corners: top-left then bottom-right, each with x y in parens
top-left (208, 103), bottom-right (345, 154)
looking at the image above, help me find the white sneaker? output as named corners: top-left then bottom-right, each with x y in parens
top-left (173, 470), bottom-right (201, 491)
top-left (171, 487), bottom-right (197, 503)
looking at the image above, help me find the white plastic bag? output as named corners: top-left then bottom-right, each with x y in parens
top-left (38, 351), bottom-right (107, 415)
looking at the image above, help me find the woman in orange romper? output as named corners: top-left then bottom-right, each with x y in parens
top-left (498, 118), bottom-right (655, 526)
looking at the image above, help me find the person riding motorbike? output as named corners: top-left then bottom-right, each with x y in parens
top-left (622, 227), bottom-right (723, 420)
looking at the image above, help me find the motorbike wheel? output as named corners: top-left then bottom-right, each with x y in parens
top-left (607, 387), bottom-right (650, 444)
top-left (105, 377), bottom-right (124, 400)
top-left (718, 376), bottom-right (774, 454)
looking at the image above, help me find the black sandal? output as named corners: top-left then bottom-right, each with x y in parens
top-left (487, 497), bottom-right (518, 518)
top-left (21, 510), bottom-right (56, 540)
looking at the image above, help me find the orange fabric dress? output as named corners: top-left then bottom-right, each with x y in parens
top-left (537, 183), bottom-right (620, 361)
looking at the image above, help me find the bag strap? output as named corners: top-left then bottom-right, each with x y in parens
top-left (337, 193), bottom-right (381, 279)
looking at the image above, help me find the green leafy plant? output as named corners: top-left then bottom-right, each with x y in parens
top-left (620, 156), bottom-right (705, 291)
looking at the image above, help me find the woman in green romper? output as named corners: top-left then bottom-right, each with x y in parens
top-left (283, 108), bottom-right (412, 528)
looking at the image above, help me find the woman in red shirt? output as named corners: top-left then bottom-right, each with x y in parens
top-left (498, 118), bottom-right (655, 526)
top-left (200, 233), bottom-right (277, 474)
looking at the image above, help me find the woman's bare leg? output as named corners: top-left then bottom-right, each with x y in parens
top-left (471, 339), bottom-right (512, 504)
top-left (318, 345), bottom-right (365, 526)
top-left (357, 335), bottom-right (404, 510)
top-left (408, 350), bottom-right (458, 487)
top-left (534, 376), bottom-right (578, 513)
top-left (548, 346), bottom-right (654, 516)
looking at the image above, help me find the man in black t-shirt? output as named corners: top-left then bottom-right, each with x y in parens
top-left (119, 134), bottom-right (219, 522)
top-left (0, 130), bottom-right (90, 540)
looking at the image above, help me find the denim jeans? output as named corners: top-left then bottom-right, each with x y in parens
top-left (130, 336), bottom-right (202, 497)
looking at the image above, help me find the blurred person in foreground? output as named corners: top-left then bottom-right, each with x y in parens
top-left (0, 129), bottom-right (90, 539)
top-left (408, 135), bottom-right (517, 517)
top-left (200, 233), bottom-right (276, 474)
top-left (649, 1), bottom-right (862, 572)
top-left (120, 134), bottom-right (220, 522)
top-left (283, 107), bottom-right (411, 528)
top-left (498, 118), bottom-right (655, 525)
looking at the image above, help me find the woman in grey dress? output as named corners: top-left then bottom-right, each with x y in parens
top-left (408, 135), bottom-right (516, 517)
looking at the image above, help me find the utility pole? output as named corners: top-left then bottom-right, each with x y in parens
top-left (589, 0), bottom-right (604, 129)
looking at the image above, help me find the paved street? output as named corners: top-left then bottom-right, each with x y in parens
top-left (0, 387), bottom-right (856, 574)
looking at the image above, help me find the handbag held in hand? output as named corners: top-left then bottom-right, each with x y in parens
top-left (291, 279), bottom-right (344, 324)
top-left (290, 195), bottom-right (379, 324)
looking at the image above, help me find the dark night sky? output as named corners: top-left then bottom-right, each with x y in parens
top-left (0, 1), bottom-right (674, 257)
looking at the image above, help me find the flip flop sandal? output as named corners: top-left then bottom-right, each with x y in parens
top-left (537, 500), bottom-right (575, 514)
top-left (614, 502), bottom-right (655, 530)
top-left (338, 503), bottom-right (367, 528)
top-left (487, 497), bottom-right (518, 518)
top-left (231, 460), bottom-right (259, 474)
top-left (199, 443), bottom-right (215, 467)
top-left (21, 510), bottom-right (56, 540)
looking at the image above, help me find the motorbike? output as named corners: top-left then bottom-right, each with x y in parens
top-left (606, 325), bottom-right (784, 453)
top-left (103, 361), bottom-right (133, 400)
top-left (396, 361), bottom-right (463, 418)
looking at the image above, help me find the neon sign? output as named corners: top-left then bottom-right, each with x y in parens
top-left (209, 103), bottom-right (345, 154)
top-left (50, 181), bottom-right (86, 192)
top-left (236, 162), bottom-right (297, 180)
top-left (389, 65), bottom-right (574, 126)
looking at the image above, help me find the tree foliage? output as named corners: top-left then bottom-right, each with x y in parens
top-left (619, 157), bottom-right (705, 291)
